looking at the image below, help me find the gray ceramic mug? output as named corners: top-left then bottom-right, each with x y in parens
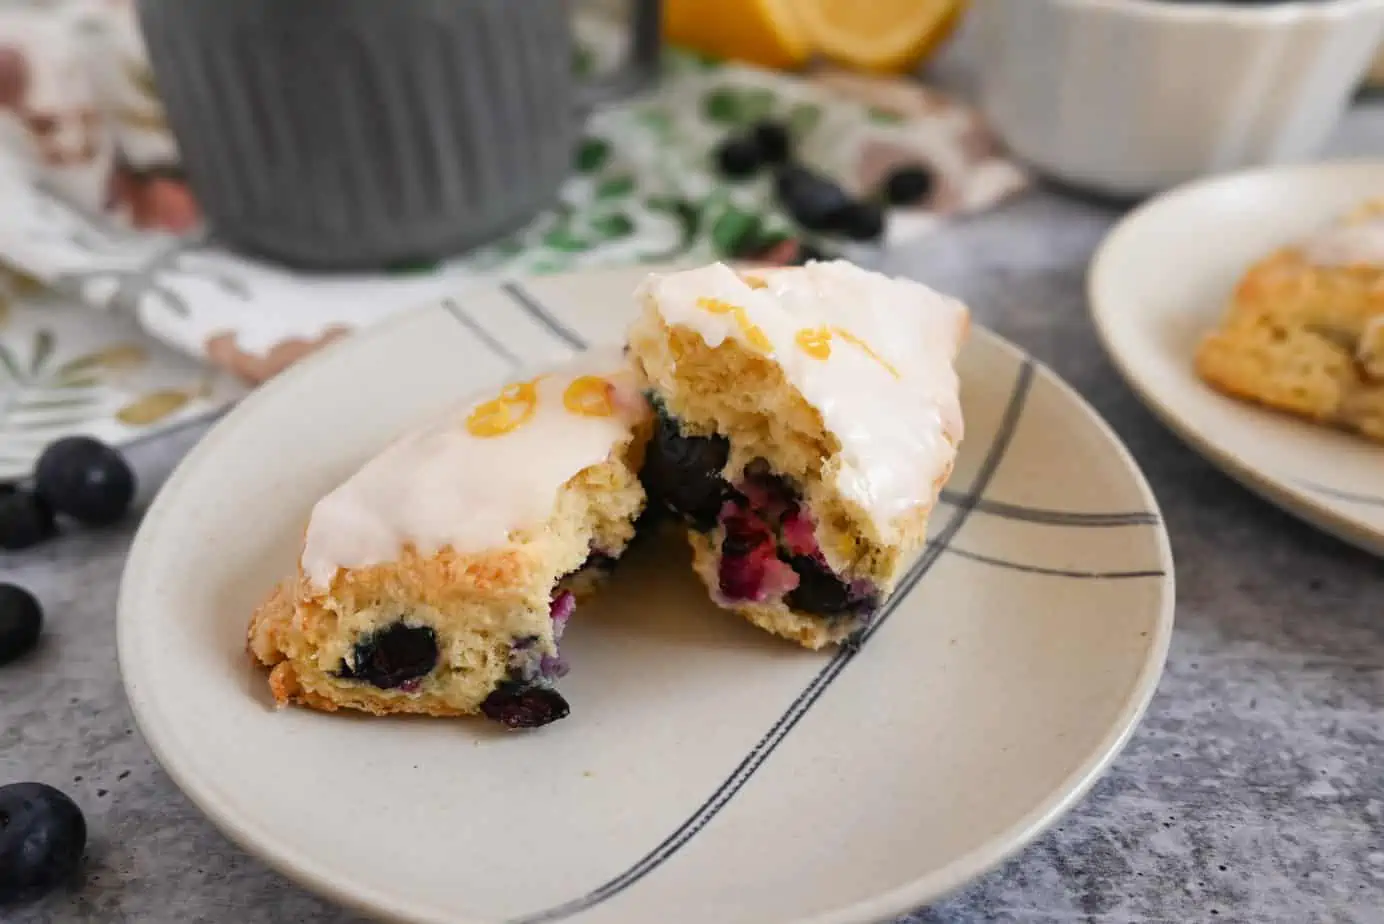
top-left (135, 0), bottom-right (662, 269)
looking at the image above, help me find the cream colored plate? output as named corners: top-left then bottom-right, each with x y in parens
top-left (119, 267), bottom-right (1173, 924)
top-left (1090, 161), bottom-right (1384, 557)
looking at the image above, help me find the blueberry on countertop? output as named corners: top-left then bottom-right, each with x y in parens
top-left (751, 120), bottom-right (791, 164)
top-left (774, 165), bottom-right (852, 233)
top-left (0, 583), bottom-right (42, 667)
top-left (714, 135), bottom-right (763, 179)
top-left (0, 783), bottom-right (86, 906)
top-left (0, 488), bottom-right (56, 551)
top-left (882, 164), bottom-right (936, 206)
top-left (836, 201), bottom-right (886, 241)
top-left (34, 437), bottom-right (135, 527)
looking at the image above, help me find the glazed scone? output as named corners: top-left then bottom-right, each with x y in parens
top-left (248, 350), bottom-right (649, 729)
top-left (1196, 199), bottom-right (1384, 441)
top-left (629, 260), bottom-right (968, 649)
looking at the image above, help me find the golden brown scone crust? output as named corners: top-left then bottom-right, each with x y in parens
top-left (1196, 203), bottom-right (1384, 441)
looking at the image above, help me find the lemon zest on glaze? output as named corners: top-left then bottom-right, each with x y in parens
top-left (466, 378), bottom-right (541, 437)
top-left (795, 326), bottom-right (833, 359)
top-left (563, 375), bottom-right (616, 418)
top-left (793, 325), bottom-right (899, 378)
top-left (697, 296), bottom-right (772, 352)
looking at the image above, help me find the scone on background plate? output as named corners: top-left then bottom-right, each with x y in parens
top-left (629, 260), bottom-right (968, 650)
top-left (1196, 199), bottom-right (1384, 441)
top-left (248, 350), bottom-right (648, 729)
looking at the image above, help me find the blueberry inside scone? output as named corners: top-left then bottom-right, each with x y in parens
top-left (248, 350), bottom-right (648, 729)
top-left (629, 260), bottom-right (967, 649)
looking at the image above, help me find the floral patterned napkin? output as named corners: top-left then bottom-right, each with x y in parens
top-left (0, 0), bottom-right (1027, 474)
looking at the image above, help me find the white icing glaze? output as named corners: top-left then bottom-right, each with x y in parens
top-left (636, 260), bottom-right (967, 530)
top-left (301, 349), bottom-right (644, 588)
top-left (1301, 217), bottom-right (1384, 268)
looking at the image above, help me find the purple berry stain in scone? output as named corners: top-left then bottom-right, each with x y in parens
top-left (337, 623), bottom-right (439, 689)
top-left (643, 402), bottom-right (882, 624)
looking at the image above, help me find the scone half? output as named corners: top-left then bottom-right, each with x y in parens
top-left (629, 260), bottom-right (968, 649)
top-left (248, 350), bottom-right (648, 728)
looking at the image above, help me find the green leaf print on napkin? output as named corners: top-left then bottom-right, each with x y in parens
top-left (646, 195), bottom-right (702, 259)
top-left (787, 102), bottom-right (823, 137)
top-left (701, 86), bottom-right (780, 127)
top-left (710, 207), bottom-right (762, 258)
top-left (543, 227), bottom-right (594, 253)
top-left (28, 329), bottom-right (54, 375)
top-left (867, 106), bottom-right (905, 125)
top-left (595, 175), bottom-right (636, 200)
top-left (575, 138), bottom-right (612, 173)
top-left (0, 330), bottom-right (150, 465)
top-left (591, 213), bottom-right (635, 239)
top-left (702, 88), bottom-right (741, 125)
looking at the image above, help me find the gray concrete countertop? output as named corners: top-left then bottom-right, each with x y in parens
top-left (4, 104), bottom-right (1384, 924)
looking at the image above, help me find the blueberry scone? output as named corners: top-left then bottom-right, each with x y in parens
top-left (1196, 200), bottom-right (1384, 441)
top-left (629, 260), bottom-right (968, 649)
top-left (248, 350), bottom-right (648, 729)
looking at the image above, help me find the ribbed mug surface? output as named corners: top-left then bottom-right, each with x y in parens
top-left (138, 0), bottom-right (581, 269)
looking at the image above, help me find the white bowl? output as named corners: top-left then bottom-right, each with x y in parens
top-left (971, 0), bottom-right (1384, 196)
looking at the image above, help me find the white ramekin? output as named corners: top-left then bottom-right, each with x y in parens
top-left (970, 0), bottom-right (1384, 196)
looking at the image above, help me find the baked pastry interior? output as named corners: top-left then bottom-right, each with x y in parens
top-left (630, 260), bottom-right (967, 648)
top-left (248, 350), bottom-right (648, 728)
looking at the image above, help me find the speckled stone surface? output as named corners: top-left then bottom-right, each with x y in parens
top-left (4, 98), bottom-right (1384, 924)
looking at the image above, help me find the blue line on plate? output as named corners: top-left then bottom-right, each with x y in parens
top-left (939, 491), bottom-right (1158, 527)
top-left (442, 297), bottom-right (523, 367)
top-left (502, 281), bottom-right (588, 351)
top-left (940, 544), bottom-right (1165, 580)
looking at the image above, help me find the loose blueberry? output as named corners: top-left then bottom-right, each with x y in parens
top-left (882, 164), bottom-right (936, 206)
top-left (0, 490), bottom-right (56, 551)
top-left (0, 782), bottom-right (86, 906)
top-left (0, 584), bottom-right (42, 667)
top-left (34, 437), bottom-right (135, 527)
top-left (480, 682), bottom-right (570, 729)
top-left (783, 555), bottom-right (879, 617)
top-left (774, 165), bottom-right (852, 233)
top-left (751, 120), bottom-right (791, 164)
top-left (836, 201), bottom-right (886, 241)
top-left (642, 405), bottom-right (731, 531)
top-left (715, 135), bottom-right (763, 180)
top-left (338, 623), bottom-right (438, 690)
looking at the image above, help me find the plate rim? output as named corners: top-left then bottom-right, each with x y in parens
top-left (1088, 158), bottom-right (1384, 558)
top-left (118, 275), bottom-right (1176, 924)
